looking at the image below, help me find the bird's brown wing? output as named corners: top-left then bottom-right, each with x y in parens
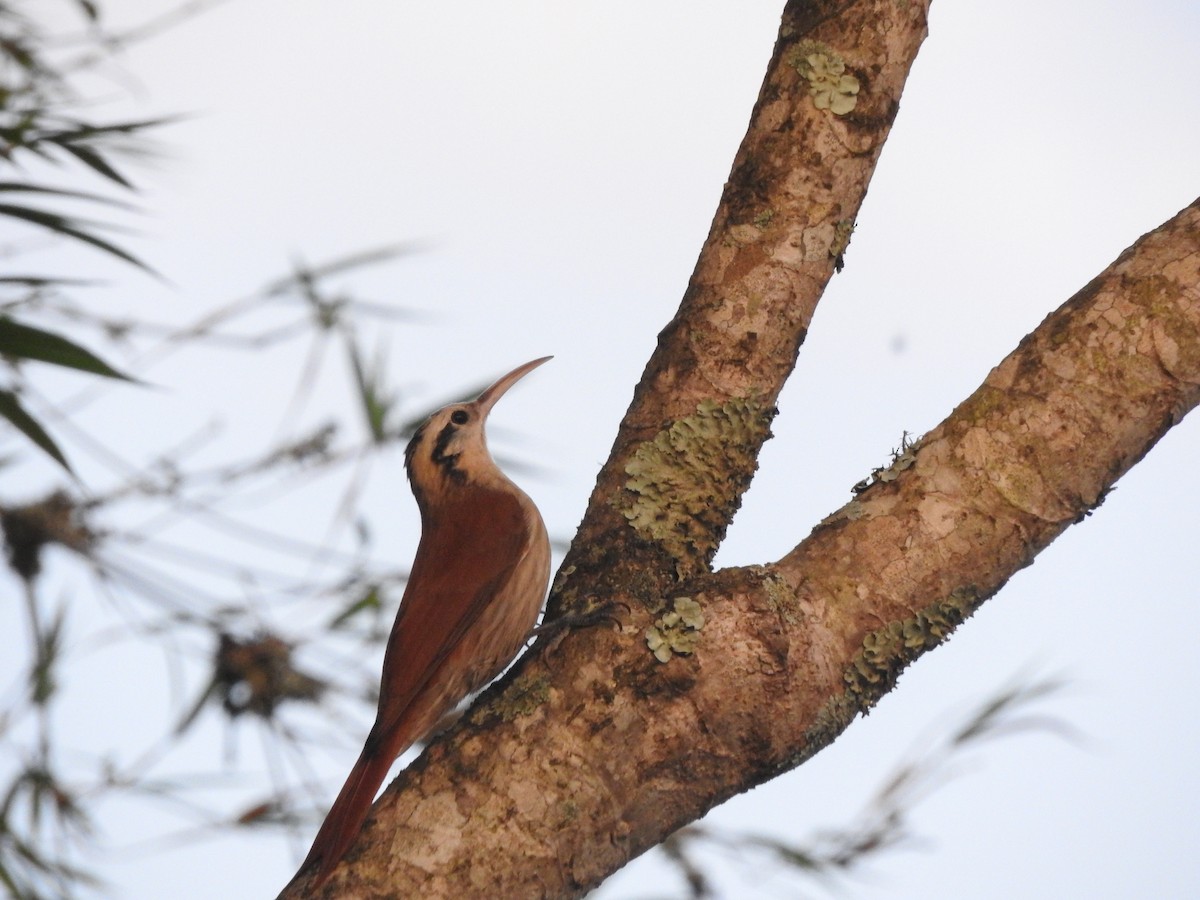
top-left (370, 485), bottom-right (531, 750)
top-left (293, 487), bottom-right (533, 887)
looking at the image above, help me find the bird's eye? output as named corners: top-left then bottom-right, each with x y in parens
top-left (450, 410), bottom-right (470, 425)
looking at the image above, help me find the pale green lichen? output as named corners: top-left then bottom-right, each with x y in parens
top-left (619, 398), bottom-right (774, 571)
top-left (854, 431), bottom-right (922, 493)
top-left (753, 208), bottom-right (776, 229)
top-left (788, 40), bottom-right (860, 116)
top-left (799, 690), bottom-right (861, 766)
top-left (645, 596), bottom-right (706, 663)
top-left (842, 500), bottom-right (866, 521)
top-left (548, 562), bottom-right (579, 611)
top-left (497, 672), bottom-right (551, 721)
top-left (550, 562), bottom-right (576, 595)
top-left (876, 449), bottom-right (916, 483)
top-left (762, 568), bottom-right (802, 626)
top-left (559, 799), bottom-right (579, 823)
top-left (844, 588), bottom-right (981, 710)
top-left (800, 587), bottom-right (982, 767)
top-left (831, 218), bottom-right (855, 269)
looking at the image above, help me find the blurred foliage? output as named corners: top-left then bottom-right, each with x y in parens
top-left (1, 0), bottom-right (158, 471)
top-left (0, 3), bottom-right (444, 896)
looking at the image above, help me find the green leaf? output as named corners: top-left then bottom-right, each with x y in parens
top-left (53, 142), bottom-right (133, 189)
top-left (0, 390), bottom-right (72, 472)
top-left (73, 0), bottom-right (100, 21)
top-left (0, 317), bottom-right (136, 381)
top-left (45, 116), bottom-right (179, 142)
top-left (0, 275), bottom-right (99, 288)
top-left (328, 584), bottom-right (384, 630)
top-left (31, 607), bottom-right (68, 706)
top-left (0, 202), bottom-right (154, 273)
top-left (345, 337), bottom-right (393, 443)
top-left (0, 181), bottom-right (137, 209)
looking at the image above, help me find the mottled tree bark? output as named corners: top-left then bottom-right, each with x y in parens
top-left (281, 0), bottom-right (1200, 896)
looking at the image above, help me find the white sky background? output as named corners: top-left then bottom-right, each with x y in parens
top-left (4, 1), bottom-right (1199, 898)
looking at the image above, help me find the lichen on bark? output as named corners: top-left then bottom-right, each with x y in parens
top-left (617, 398), bottom-right (775, 574)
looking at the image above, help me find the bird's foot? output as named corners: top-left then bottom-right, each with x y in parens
top-left (531, 600), bottom-right (626, 638)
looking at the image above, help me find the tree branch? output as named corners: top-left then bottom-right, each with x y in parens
top-left (548, 0), bottom-right (932, 608)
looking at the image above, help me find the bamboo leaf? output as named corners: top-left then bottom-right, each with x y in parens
top-left (0, 317), bottom-right (136, 381)
top-left (345, 337), bottom-right (392, 443)
top-left (73, 0), bottom-right (100, 21)
top-left (0, 203), bottom-right (154, 273)
top-left (0, 181), bottom-right (137, 210)
top-left (53, 142), bottom-right (133, 188)
top-left (0, 390), bottom-right (72, 472)
top-left (0, 275), bottom-right (99, 287)
top-left (45, 116), bottom-right (179, 141)
top-left (328, 584), bottom-right (384, 630)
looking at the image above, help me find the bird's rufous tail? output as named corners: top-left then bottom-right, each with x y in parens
top-left (292, 745), bottom-right (397, 889)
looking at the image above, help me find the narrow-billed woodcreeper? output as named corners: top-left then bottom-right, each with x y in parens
top-left (290, 356), bottom-right (552, 888)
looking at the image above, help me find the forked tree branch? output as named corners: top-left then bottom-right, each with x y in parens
top-left (546, 0), bottom-right (933, 609)
top-left (281, 0), bottom-right (1200, 896)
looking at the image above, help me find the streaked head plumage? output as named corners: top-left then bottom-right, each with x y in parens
top-left (404, 357), bottom-right (551, 499)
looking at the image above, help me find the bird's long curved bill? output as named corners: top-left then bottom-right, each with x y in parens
top-left (475, 356), bottom-right (552, 414)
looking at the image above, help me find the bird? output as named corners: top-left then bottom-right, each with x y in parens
top-left (288, 356), bottom-right (552, 890)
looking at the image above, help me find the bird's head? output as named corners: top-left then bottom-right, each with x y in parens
top-left (405, 356), bottom-right (551, 503)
